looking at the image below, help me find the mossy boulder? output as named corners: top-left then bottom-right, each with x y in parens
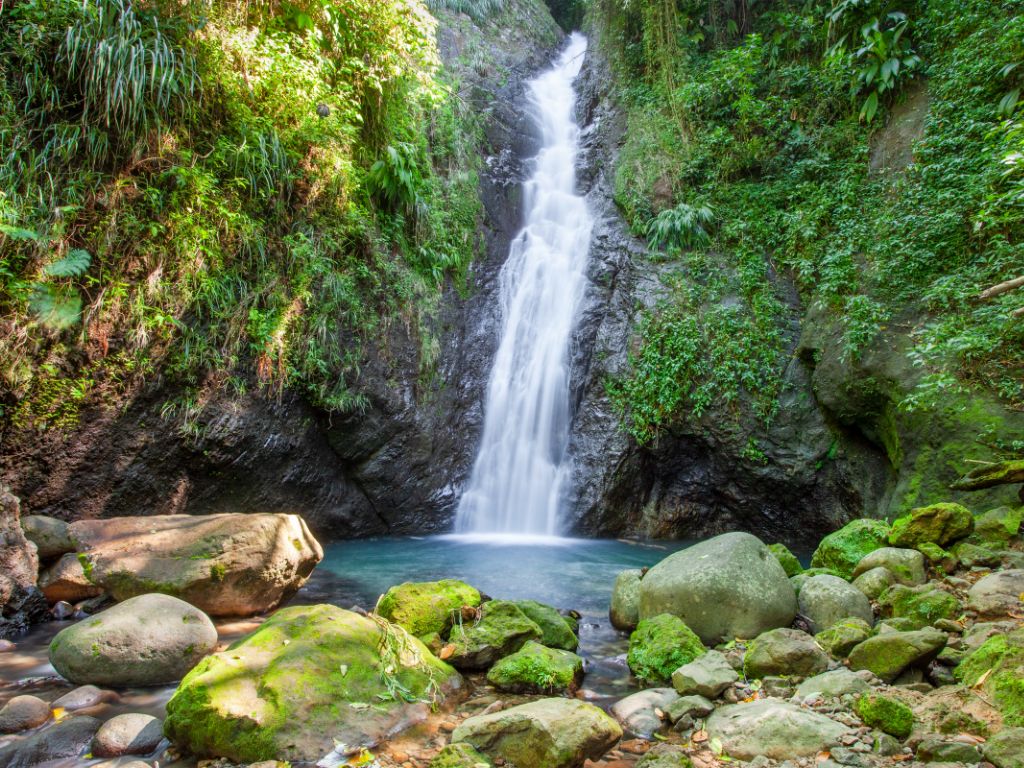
top-left (636, 743), bottom-right (693, 767)
top-left (447, 600), bottom-right (542, 670)
top-left (851, 567), bottom-right (896, 600)
top-left (451, 698), bottom-right (622, 768)
top-left (854, 693), bottom-right (914, 739)
top-left (768, 544), bottom-right (804, 577)
top-left (512, 600), bottom-right (577, 651)
top-left (852, 547), bottom-right (926, 585)
top-left (953, 541), bottom-right (1000, 567)
top-left (955, 627), bottom-right (1024, 727)
top-left (706, 699), bottom-right (853, 759)
top-left (627, 614), bottom-right (706, 685)
top-left (984, 727), bottom-right (1024, 768)
top-left (810, 519), bottom-right (890, 580)
top-left (609, 569), bottom-right (642, 631)
top-left (888, 503), bottom-right (974, 548)
top-left (815, 617), bottom-right (873, 658)
top-left (743, 628), bottom-right (829, 679)
top-left (847, 627), bottom-right (946, 682)
top-left (973, 506), bottom-right (1023, 546)
top-left (878, 584), bottom-right (961, 629)
top-left (163, 604), bottom-right (463, 763)
top-left (431, 743), bottom-right (492, 768)
top-left (49, 593), bottom-right (217, 686)
top-left (486, 641), bottom-right (584, 694)
top-left (798, 573), bottom-right (874, 633)
top-left (376, 579), bottom-right (481, 637)
top-left (916, 542), bottom-right (958, 572)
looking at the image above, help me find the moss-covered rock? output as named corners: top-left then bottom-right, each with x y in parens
top-left (815, 617), bottom-right (873, 658)
top-left (916, 542), bottom-right (958, 572)
top-left (851, 566), bottom-right (897, 600)
top-left (888, 503), bottom-right (974, 547)
top-left (810, 519), bottom-right (890, 580)
top-left (743, 627), bottom-right (829, 679)
top-left (627, 614), bottom-right (706, 685)
top-left (854, 693), bottom-right (914, 739)
top-left (973, 506), bottom-right (1023, 546)
top-left (610, 569), bottom-right (643, 631)
top-left (847, 628), bottom-right (946, 682)
top-left (769, 543), bottom-right (804, 577)
top-left (955, 627), bottom-right (1024, 727)
top-left (878, 584), bottom-right (961, 629)
top-left (952, 541), bottom-right (1000, 567)
top-left (163, 605), bottom-right (462, 763)
top-left (512, 601), bottom-right (577, 651)
top-left (447, 600), bottom-right (542, 670)
top-left (430, 742), bottom-right (492, 768)
top-left (486, 641), bottom-right (584, 694)
top-left (852, 547), bottom-right (926, 585)
top-left (376, 579), bottom-right (481, 637)
top-left (636, 743), bottom-right (693, 767)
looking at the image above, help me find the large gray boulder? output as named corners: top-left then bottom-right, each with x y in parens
top-left (967, 569), bottom-right (1024, 617)
top-left (452, 698), bottom-right (622, 768)
top-left (706, 699), bottom-right (853, 760)
top-left (638, 532), bottom-right (797, 644)
top-left (49, 593), bottom-right (217, 686)
top-left (798, 574), bottom-right (873, 633)
top-left (610, 569), bottom-right (642, 631)
top-left (20, 515), bottom-right (75, 561)
top-left (847, 627), bottom-right (946, 682)
top-left (794, 669), bottom-right (870, 700)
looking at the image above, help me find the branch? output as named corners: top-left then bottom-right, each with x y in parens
top-left (950, 459), bottom-right (1024, 491)
top-left (979, 275), bottom-right (1024, 300)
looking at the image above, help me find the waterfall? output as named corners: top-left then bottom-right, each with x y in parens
top-left (455, 34), bottom-right (593, 538)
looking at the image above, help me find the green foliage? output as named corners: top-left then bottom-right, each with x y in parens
top-left (426, 0), bottom-right (505, 23)
top-left (646, 203), bottom-right (715, 252)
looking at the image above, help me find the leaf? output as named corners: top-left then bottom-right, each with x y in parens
top-left (44, 249), bottom-right (92, 278)
top-left (860, 91), bottom-right (880, 123)
top-left (998, 89), bottom-right (1020, 117)
top-left (0, 224), bottom-right (42, 241)
top-left (29, 284), bottom-right (83, 329)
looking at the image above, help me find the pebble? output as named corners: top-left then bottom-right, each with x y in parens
top-left (0, 695), bottom-right (51, 733)
top-left (50, 601), bottom-right (74, 620)
top-left (51, 685), bottom-right (117, 711)
top-left (92, 713), bottom-right (164, 757)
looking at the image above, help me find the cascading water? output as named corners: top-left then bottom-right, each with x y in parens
top-left (455, 34), bottom-right (593, 538)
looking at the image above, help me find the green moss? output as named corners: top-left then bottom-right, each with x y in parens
top-left (77, 553), bottom-right (95, 584)
top-left (879, 584), bottom-right (961, 629)
top-left (485, 641), bottom-right (584, 694)
top-left (810, 519), bottom-right (891, 580)
top-left (855, 693), bottom-right (914, 739)
top-left (815, 617), bottom-right (873, 658)
top-left (210, 562), bottom-right (227, 582)
top-left (376, 579), bottom-right (481, 637)
top-left (889, 503), bottom-right (974, 547)
top-left (430, 743), bottom-right (492, 768)
top-left (768, 543), bottom-right (804, 577)
top-left (955, 628), bottom-right (1024, 727)
top-left (627, 614), bottom-right (706, 685)
top-left (447, 600), bottom-right (543, 670)
top-left (971, 506), bottom-right (1023, 546)
top-left (511, 600), bottom-right (578, 651)
top-left (938, 710), bottom-right (989, 737)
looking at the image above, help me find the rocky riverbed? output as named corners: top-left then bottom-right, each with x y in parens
top-left (1, 496), bottom-right (1023, 768)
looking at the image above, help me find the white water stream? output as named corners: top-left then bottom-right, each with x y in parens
top-left (455, 34), bottom-right (593, 537)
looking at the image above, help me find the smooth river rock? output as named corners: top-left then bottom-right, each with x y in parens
top-left (0, 695), bottom-right (50, 733)
top-left (0, 715), bottom-right (100, 767)
top-left (610, 569), bottom-right (642, 631)
top-left (610, 688), bottom-right (678, 738)
top-left (798, 574), bottom-right (874, 633)
top-left (92, 713), bottom-right (164, 757)
top-left (452, 698), bottom-right (622, 768)
top-left (706, 699), bottom-right (853, 760)
top-left (68, 513), bottom-right (323, 617)
top-left (743, 628), bottom-right (829, 679)
top-left (49, 593), bottom-right (217, 686)
top-left (967, 569), bottom-right (1024, 617)
top-left (852, 547), bottom-right (927, 585)
top-left (638, 532), bottom-right (797, 644)
top-left (20, 515), bottom-right (75, 561)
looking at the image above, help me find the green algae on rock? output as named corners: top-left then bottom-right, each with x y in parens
top-left (854, 693), bottom-right (914, 739)
top-left (743, 627), bottom-right (829, 679)
top-left (447, 600), bottom-right (542, 670)
top-left (164, 604), bottom-right (463, 763)
top-left (512, 600), bottom-right (578, 651)
top-left (847, 627), bottom-right (947, 682)
top-left (888, 503), bottom-right (974, 548)
top-left (610, 569), bottom-right (643, 631)
top-left (810, 519), bottom-right (891, 580)
top-left (486, 641), bottom-right (584, 694)
top-left (955, 627), bottom-right (1024, 727)
top-left (430, 742), bottom-right (493, 768)
top-left (878, 584), bottom-right (962, 629)
top-left (769, 543), bottom-right (804, 577)
top-left (376, 579), bottom-right (482, 637)
top-left (627, 614), bottom-right (706, 685)
top-left (815, 617), bottom-right (874, 658)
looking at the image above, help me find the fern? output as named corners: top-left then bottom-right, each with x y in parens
top-left (426, 0), bottom-right (506, 23)
top-left (29, 284), bottom-right (83, 329)
top-left (647, 203), bottom-right (715, 252)
top-left (44, 249), bottom-right (92, 278)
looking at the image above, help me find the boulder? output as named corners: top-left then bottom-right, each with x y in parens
top-left (671, 650), bottom-right (738, 698)
top-left (627, 614), bottom-right (705, 684)
top-left (878, 583), bottom-right (961, 628)
top-left (665, 695), bottom-right (714, 723)
top-left (49, 593), bottom-right (217, 686)
top-left (854, 693), bottom-right (914, 738)
top-left (973, 506), bottom-right (1022, 546)
top-left (485, 641), bottom-right (583, 694)
top-left (92, 713), bottom-right (164, 757)
top-left (0, 487), bottom-right (46, 640)
top-left (954, 541), bottom-right (1000, 567)
top-left (794, 669), bottom-right (870, 700)
top-left (814, 617), bottom-right (873, 658)
top-left (768, 543), bottom-right (804, 577)
top-left (0, 695), bottom-right (50, 733)
top-left (165, 605), bottom-right (463, 762)
top-left (451, 698), bottom-right (622, 768)
top-left (955, 627), bottom-right (1024, 727)
top-left (610, 569), bottom-right (642, 631)
top-left (513, 601), bottom-right (578, 651)
top-left (610, 688), bottom-right (678, 738)
top-left (447, 600), bottom-right (543, 670)
top-left (706, 699), bottom-right (852, 760)
top-left (635, 744), bottom-right (693, 768)
top-left (851, 567), bottom-right (896, 600)
top-left (431, 743), bottom-right (493, 768)
top-left (639, 532), bottom-right (796, 644)
top-left (376, 579), bottom-right (481, 636)
top-left (847, 628), bottom-right (946, 682)
top-left (743, 628), bottom-right (829, 679)
top-left (852, 548), bottom-right (926, 585)
top-left (798, 574), bottom-right (873, 633)
top-left (915, 736), bottom-right (982, 762)
top-left (984, 727), bottom-right (1024, 768)
top-left (888, 503), bottom-right (974, 548)
top-left (967, 569), bottom-right (1024, 617)
top-left (38, 553), bottom-right (104, 604)
top-left (68, 513), bottom-right (322, 617)
top-left (0, 715), bottom-right (99, 767)
top-left (810, 519), bottom-right (890, 580)
top-left (20, 516), bottom-right (75, 561)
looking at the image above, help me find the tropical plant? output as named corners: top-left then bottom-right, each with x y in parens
top-left (646, 203), bottom-right (715, 251)
top-left (29, 249), bottom-right (93, 329)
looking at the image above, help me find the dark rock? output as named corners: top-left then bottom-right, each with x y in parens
top-left (51, 685), bottom-right (118, 711)
top-left (0, 487), bottom-right (47, 640)
top-left (0, 715), bottom-right (100, 767)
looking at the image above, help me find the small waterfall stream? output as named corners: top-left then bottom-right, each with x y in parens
top-left (455, 34), bottom-right (593, 537)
